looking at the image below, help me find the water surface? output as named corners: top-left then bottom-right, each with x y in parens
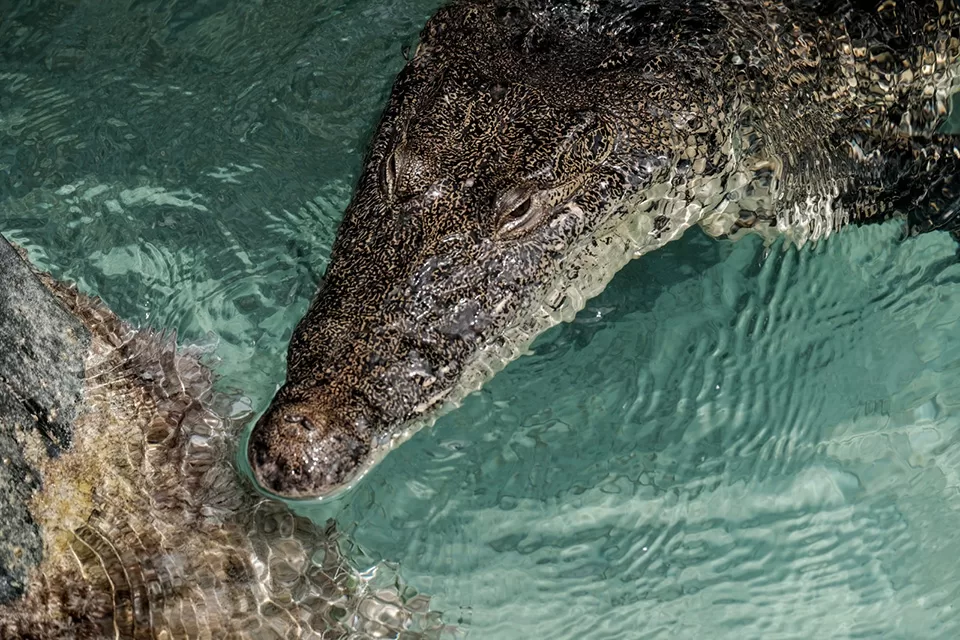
top-left (3, 1), bottom-right (960, 637)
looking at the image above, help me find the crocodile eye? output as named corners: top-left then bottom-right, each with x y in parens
top-left (496, 189), bottom-right (543, 238)
top-left (380, 150), bottom-right (398, 199)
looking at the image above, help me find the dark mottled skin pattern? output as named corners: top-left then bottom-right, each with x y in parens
top-left (249, 0), bottom-right (960, 498)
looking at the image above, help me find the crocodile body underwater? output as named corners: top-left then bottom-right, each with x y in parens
top-left (248, 0), bottom-right (960, 499)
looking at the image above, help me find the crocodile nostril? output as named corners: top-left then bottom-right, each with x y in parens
top-left (249, 398), bottom-right (374, 499)
top-left (283, 413), bottom-right (316, 431)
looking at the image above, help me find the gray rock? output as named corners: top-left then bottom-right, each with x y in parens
top-left (0, 236), bottom-right (89, 604)
top-left (0, 241), bottom-right (449, 639)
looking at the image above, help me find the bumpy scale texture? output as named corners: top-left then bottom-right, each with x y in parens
top-left (249, 0), bottom-right (960, 499)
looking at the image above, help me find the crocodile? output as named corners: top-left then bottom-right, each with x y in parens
top-left (248, 0), bottom-right (960, 499)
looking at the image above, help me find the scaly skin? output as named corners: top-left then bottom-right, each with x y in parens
top-left (248, 0), bottom-right (960, 499)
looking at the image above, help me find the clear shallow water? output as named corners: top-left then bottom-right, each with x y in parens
top-left (3, 1), bottom-right (960, 638)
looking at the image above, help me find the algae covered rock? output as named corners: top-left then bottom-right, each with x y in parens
top-left (0, 236), bottom-right (89, 605)
top-left (0, 235), bottom-right (450, 639)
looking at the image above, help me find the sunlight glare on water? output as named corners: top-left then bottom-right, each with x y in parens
top-left (3, 0), bottom-right (960, 638)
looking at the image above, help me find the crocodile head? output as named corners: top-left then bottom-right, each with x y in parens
top-left (247, 1), bottom-right (711, 499)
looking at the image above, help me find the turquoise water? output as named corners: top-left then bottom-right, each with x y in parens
top-left (4, 1), bottom-right (960, 637)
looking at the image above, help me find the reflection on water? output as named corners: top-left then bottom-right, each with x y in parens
top-left (331, 224), bottom-right (960, 637)
top-left (0, 0), bottom-right (440, 400)
top-left (3, 0), bottom-right (960, 638)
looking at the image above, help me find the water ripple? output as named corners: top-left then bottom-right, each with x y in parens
top-left (4, 0), bottom-right (960, 637)
top-left (326, 224), bottom-right (960, 638)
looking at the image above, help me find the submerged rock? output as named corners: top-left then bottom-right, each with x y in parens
top-left (0, 237), bottom-right (89, 605)
top-left (0, 236), bottom-right (450, 639)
